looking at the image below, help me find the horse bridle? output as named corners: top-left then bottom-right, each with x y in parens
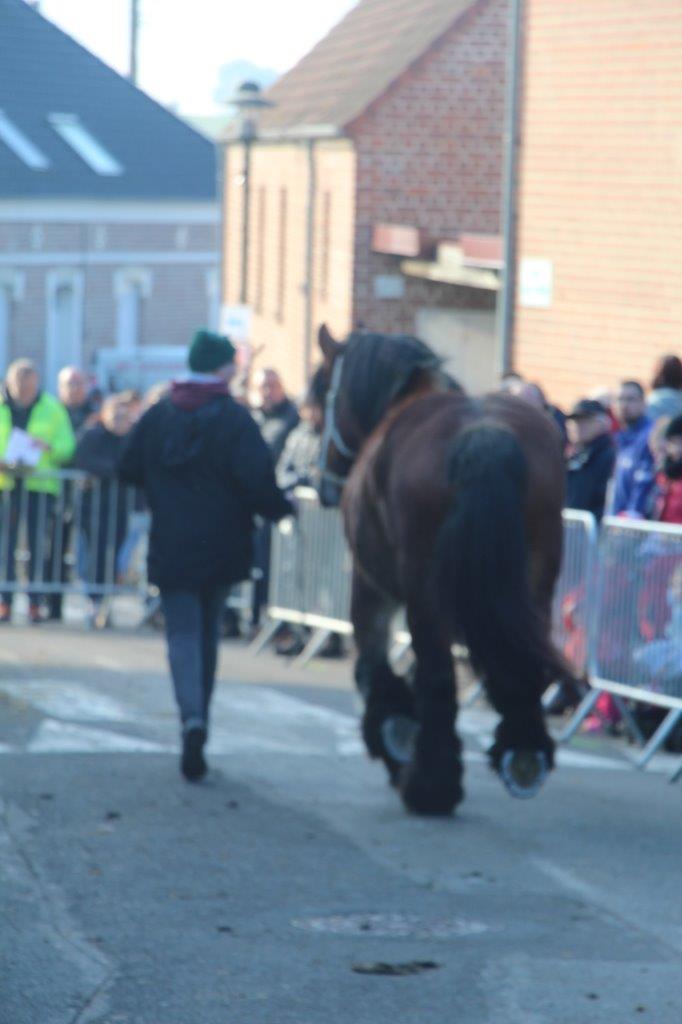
top-left (319, 355), bottom-right (357, 485)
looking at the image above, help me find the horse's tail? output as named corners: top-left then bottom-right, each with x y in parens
top-left (436, 423), bottom-right (564, 700)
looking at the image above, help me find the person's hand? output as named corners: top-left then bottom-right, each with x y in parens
top-left (30, 438), bottom-right (51, 453)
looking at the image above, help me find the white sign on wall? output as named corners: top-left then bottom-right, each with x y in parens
top-left (519, 258), bottom-right (554, 308)
top-left (220, 303), bottom-right (252, 341)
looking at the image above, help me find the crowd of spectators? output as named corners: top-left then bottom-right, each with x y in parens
top-left (0, 342), bottom-right (325, 633)
top-left (506, 354), bottom-right (682, 740)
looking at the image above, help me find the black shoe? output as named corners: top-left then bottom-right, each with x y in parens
top-left (181, 726), bottom-right (207, 782)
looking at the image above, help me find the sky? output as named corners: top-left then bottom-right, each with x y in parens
top-left (37, 0), bottom-right (356, 113)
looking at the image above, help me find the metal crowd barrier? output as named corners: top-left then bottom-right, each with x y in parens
top-left (249, 488), bottom-right (353, 665)
top-left (251, 492), bottom-right (600, 679)
top-left (560, 516), bottom-right (682, 772)
top-left (0, 468), bottom-right (253, 629)
top-left (252, 492), bottom-right (682, 777)
top-left (0, 470), bottom-right (146, 606)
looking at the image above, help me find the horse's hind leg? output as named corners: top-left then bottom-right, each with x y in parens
top-left (400, 605), bottom-right (464, 816)
top-left (351, 568), bottom-right (416, 786)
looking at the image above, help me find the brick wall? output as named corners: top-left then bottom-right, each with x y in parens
top-left (0, 208), bottom-right (218, 385)
top-left (351, 0), bottom-right (507, 333)
top-left (514, 0), bottom-right (682, 407)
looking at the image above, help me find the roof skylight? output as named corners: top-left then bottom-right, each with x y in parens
top-left (0, 110), bottom-right (50, 170)
top-left (49, 113), bottom-right (123, 176)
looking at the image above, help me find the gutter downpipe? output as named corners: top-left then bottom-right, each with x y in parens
top-left (303, 137), bottom-right (317, 385)
top-left (239, 138), bottom-right (252, 306)
top-left (496, 0), bottom-right (524, 377)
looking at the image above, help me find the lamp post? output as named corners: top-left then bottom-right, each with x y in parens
top-left (225, 82), bottom-right (273, 307)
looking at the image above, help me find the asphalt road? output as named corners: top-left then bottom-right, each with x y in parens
top-left (1, 623), bottom-right (681, 1024)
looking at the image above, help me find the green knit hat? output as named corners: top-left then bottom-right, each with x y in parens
top-left (188, 329), bottom-right (236, 372)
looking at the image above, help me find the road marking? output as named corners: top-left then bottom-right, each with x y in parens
top-left (28, 719), bottom-right (166, 754)
top-left (0, 680), bottom-right (131, 722)
top-left (0, 678), bottom-right (665, 773)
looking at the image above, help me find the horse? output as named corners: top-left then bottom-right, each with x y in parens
top-left (314, 324), bottom-right (568, 816)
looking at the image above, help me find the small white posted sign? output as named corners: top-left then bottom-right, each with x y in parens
top-left (220, 304), bottom-right (252, 342)
top-left (519, 258), bottom-right (554, 308)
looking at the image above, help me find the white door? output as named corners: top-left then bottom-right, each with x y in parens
top-left (415, 306), bottom-right (497, 395)
top-left (116, 282), bottom-right (142, 350)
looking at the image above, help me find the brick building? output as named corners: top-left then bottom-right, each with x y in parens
top-left (512, 0), bottom-right (682, 407)
top-left (0, 0), bottom-right (218, 391)
top-left (223, 0), bottom-right (508, 396)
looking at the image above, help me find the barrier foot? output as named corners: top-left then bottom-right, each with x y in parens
top-left (669, 762), bottom-right (682, 785)
top-left (291, 627), bottom-right (332, 669)
top-left (248, 618), bottom-right (282, 656)
top-left (557, 687), bottom-right (601, 743)
top-left (634, 708), bottom-right (682, 770)
top-left (612, 695), bottom-right (646, 747)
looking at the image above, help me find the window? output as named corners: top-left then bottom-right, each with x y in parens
top-left (254, 187), bottom-right (267, 315)
top-left (275, 188), bottom-right (287, 323)
top-left (114, 269), bottom-right (152, 350)
top-left (0, 110), bottom-right (49, 170)
top-left (46, 270), bottom-right (83, 391)
top-left (319, 191), bottom-right (332, 301)
top-left (49, 114), bottom-right (123, 176)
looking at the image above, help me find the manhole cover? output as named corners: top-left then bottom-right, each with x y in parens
top-left (292, 913), bottom-right (490, 938)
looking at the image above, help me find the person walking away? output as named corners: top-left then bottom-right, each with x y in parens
top-left (118, 330), bottom-right (293, 781)
top-left (609, 380), bottom-right (655, 517)
top-left (565, 399), bottom-right (615, 521)
top-left (74, 395), bottom-right (136, 628)
top-left (647, 355), bottom-right (682, 423)
top-left (0, 360), bottom-right (75, 622)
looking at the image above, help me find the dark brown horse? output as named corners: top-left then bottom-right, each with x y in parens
top-left (315, 325), bottom-right (567, 816)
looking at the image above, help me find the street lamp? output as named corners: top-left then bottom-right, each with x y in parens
top-left (225, 81), bottom-right (273, 306)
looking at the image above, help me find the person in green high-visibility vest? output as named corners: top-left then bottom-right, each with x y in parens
top-left (0, 359), bottom-right (76, 623)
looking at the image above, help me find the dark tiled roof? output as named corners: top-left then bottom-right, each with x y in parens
top-left (0, 0), bottom-right (215, 199)
top-left (260, 0), bottom-right (480, 135)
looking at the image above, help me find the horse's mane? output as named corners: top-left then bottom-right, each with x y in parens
top-left (343, 331), bottom-right (450, 435)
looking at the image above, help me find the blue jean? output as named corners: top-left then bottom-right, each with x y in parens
top-left (160, 587), bottom-right (226, 733)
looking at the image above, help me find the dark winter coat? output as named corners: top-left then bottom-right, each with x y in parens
top-left (75, 423), bottom-right (136, 586)
top-left (117, 395), bottom-right (292, 590)
top-left (565, 432), bottom-right (616, 522)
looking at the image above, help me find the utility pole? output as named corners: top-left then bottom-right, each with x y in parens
top-left (129, 0), bottom-right (140, 84)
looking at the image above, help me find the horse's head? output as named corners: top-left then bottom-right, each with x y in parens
top-left (315, 323), bottom-right (451, 506)
top-left (315, 324), bottom-right (359, 508)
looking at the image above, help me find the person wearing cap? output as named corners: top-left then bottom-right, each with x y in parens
top-left (118, 329), bottom-right (293, 782)
top-left (565, 398), bottom-right (616, 522)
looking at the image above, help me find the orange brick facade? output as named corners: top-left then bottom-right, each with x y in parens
top-left (223, 0), bottom-right (507, 397)
top-left (514, 0), bottom-right (682, 408)
top-left (224, 140), bottom-right (356, 396)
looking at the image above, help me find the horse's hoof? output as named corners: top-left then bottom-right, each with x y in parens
top-left (499, 750), bottom-right (549, 799)
top-left (381, 715), bottom-right (419, 765)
